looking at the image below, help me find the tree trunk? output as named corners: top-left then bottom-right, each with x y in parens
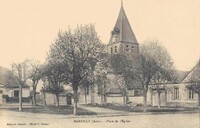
top-left (103, 93), bottom-right (107, 105)
top-left (19, 85), bottom-right (22, 112)
top-left (91, 84), bottom-right (95, 105)
top-left (73, 90), bottom-right (78, 115)
top-left (103, 84), bottom-right (107, 105)
top-left (84, 89), bottom-right (87, 104)
top-left (43, 91), bottom-right (46, 106)
top-left (30, 95), bottom-right (33, 105)
top-left (33, 87), bottom-right (37, 105)
top-left (126, 95), bottom-right (129, 103)
top-left (158, 92), bottom-right (161, 108)
top-left (164, 90), bottom-right (167, 106)
top-left (150, 89), bottom-right (153, 106)
top-left (101, 93), bottom-right (104, 106)
top-left (198, 93), bottom-right (200, 107)
top-left (55, 94), bottom-right (59, 106)
top-left (123, 95), bottom-right (126, 106)
top-left (85, 94), bottom-right (87, 104)
top-left (143, 89), bottom-right (147, 112)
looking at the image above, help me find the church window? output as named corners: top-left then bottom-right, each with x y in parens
top-left (126, 45), bottom-right (129, 52)
top-left (111, 47), bottom-right (113, 53)
top-left (188, 88), bottom-right (194, 99)
top-left (114, 46), bottom-right (117, 52)
top-left (173, 88), bottom-right (179, 100)
top-left (132, 46), bottom-right (134, 48)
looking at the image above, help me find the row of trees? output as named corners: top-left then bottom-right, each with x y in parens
top-left (11, 24), bottom-right (105, 114)
top-left (11, 24), bottom-right (200, 114)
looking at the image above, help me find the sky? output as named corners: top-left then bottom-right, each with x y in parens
top-left (0, 0), bottom-right (200, 71)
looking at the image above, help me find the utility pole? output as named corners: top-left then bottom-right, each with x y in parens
top-left (19, 64), bottom-right (22, 112)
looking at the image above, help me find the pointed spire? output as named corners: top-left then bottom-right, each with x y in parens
top-left (108, 1), bottom-right (138, 45)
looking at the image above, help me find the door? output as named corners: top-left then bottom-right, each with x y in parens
top-left (152, 91), bottom-right (166, 106)
top-left (67, 96), bottom-right (72, 105)
top-left (152, 91), bottom-right (158, 106)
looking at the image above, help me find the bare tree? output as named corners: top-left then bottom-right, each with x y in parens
top-left (94, 59), bottom-right (109, 105)
top-left (125, 40), bottom-right (174, 112)
top-left (79, 76), bottom-right (92, 104)
top-left (113, 75), bottom-right (127, 105)
top-left (48, 24), bottom-right (103, 115)
top-left (41, 76), bottom-right (48, 106)
top-left (41, 61), bottom-right (65, 106)
top-left (11, 60), bottom-right (29, 111)
top-left (27, 60), bottom-right (42, 105)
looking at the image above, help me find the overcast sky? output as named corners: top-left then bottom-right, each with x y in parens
top-left (0, 0), bottom-right (200, 71)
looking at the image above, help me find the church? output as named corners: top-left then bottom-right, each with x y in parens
top-left (79, 1), bottom-right (200, 107)
top-left (105, 2), bottom-right (142, 104)
top-left (78, 1), bottom-right (144, 105)
top-left (36, 1), bottom-right (200, 108)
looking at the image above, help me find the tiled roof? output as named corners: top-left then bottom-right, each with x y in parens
top-left (108, 4), bottom-right (138, 45)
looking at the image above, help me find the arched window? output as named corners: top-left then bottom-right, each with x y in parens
top-left (114, 46), bottom-right (117, 52)
top-left (111, 47), bottom-right (113, 53)
top-left (126, 45), bottom-right (129, 52)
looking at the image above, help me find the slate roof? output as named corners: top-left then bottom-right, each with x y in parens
top-left (181, 60), bottom-right (200, 83)
top-left (0, 65), bottom-right (28, 88)
top-left (108, 3), bottom-right (138, 45)
top-left (175, 70), bottom-right (190, 83)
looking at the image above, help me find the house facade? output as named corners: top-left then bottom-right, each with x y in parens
top-left (0, 83), bottom-right (31, 105)
top-left (0, 66), bottom-right (31, 105)
top-left (149, 64), bottom-right (200, 108)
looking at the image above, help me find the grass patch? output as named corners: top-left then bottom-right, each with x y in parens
top-left (5, 105), bottom-right (97, 116)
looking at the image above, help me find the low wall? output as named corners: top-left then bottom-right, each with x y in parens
top-left (166, 101), bottom-right (198, 108)
top-left (6, 97), bottom-right (30, 103)
top-left (107, 97), bottom-right (124, 104)
top-left (59, 96), bottom-right (67, 105)
top-left (78, 94), bottom-right (101, 104)
top-left (128, 96), bottom-right (144, 105)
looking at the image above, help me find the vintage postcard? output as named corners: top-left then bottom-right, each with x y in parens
top-left (0, 0), bottom-right (200, 128)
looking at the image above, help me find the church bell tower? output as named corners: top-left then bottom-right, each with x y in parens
top-left (107, 1), bottom-right (139, 56)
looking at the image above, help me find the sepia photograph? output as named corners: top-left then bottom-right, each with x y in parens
top-left (0, 0), bottom-right (200, 128)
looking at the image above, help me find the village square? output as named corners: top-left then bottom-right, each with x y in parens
top-left (0, 0), bottom-right (200, 128)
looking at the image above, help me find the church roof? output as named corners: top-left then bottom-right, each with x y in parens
top-left (109, 3), bottom-right (138, 45)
